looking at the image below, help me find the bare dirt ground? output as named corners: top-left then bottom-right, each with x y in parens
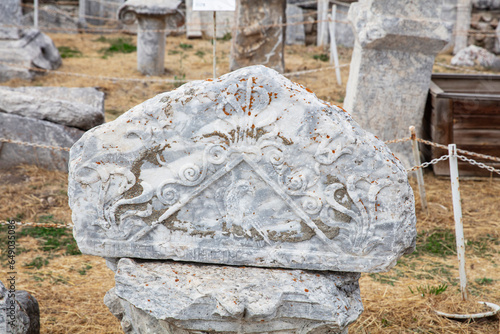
top-left (0, 33), bottom-right (499, 333)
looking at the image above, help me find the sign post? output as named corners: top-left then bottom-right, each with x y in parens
top-left (193, 0), bottom-right (235, 79)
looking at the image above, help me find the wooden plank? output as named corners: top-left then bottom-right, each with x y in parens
top-left (453, 129), bottom-right (500, 145)
top-left (429, 73), bottom-right (500, 177)
top-left (433, 161), bottom-right (500, 177)
top-left (432, 80), bottom-right (500, 95)
top-left (430, 96), bottom-right (453, 176)
top-left (453, 115), bottom-right (500, 129)
top-left (452, 99), bottom-right (500, 115)
top-left (453, 145), bottom-right (500, 158)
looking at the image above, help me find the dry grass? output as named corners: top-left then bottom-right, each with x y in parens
top-left (1, 33), bottom-right (499, 333)
top-left (1, 167), bottom-right (498, 333)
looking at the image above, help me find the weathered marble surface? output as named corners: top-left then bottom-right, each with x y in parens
top-left (22, 5), bottom-right (80, 33)
top-left (185, 0), bottom-right (202, 39)
top-left (0, 29), bottom-right (62, 82)
top-left (286, 4), bottom-right (305, 46)
top-left (0, 113), bottom-right (84, 171)
top-left (0, 280), bottom-right (40, 334)
top-left (334, 3), bottom-right (354, 48)
top-left (85, 0), bottom-right (125, 26)
top-left (69, 65), bottom-right (416, 273)
top-left (452, 45), bottom-right (500, 69)
top-left (0, 86), bottom-right (104, 130)
top-left (0, 0), bottom-right (22, 40)
top-left (343, 0), bottom-right (451, 168)
top-left (230, 0), bottom-right (286, 73)
top-left (105, 258), bottom-right (362, 334)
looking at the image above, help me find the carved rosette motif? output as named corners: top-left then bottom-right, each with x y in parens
top-left (69, 65), bottom-right (416, 272)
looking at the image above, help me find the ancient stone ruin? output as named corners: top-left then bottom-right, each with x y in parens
top-left (230, 0), bottom-right (286, 73)
top-left (343, 0), bottom-right (451, 168)
top-left (0, 86), bottom-right (105, 171)
top-left (69, 65), bottom-right (416, 333)
top-left (0, 0), bottom-right (61, 82)
top-left (118, 0), bottom-right (185, 76)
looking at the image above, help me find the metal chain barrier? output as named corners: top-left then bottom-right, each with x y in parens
top-left (0, 138), bottom-right (71, 152)
top-left (284, 63), bottom-right (349, 77)
top-left (384, 137), bottom-right (411, 144)
top-left (415, 138), bottom-right (500, 163)
top-left (0, 59), bottom-right (349, 84)
top-left (457, 155), bottom-right (500, 175)
top-left (0, 221), bottom-right (73, 229)
top-left (384, 136), bottom-right (500, 173)
top-left (407, 154), bottom-right (450, 172)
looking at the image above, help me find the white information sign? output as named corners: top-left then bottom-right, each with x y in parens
top-left (193, 0), bottom-right (235, 11)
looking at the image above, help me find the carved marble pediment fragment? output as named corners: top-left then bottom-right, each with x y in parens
top-left (69, 65), bottom-right (416, 272)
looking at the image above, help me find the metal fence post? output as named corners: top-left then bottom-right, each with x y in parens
top-left (34, 0), bottom-right (39, 29)
top-left (328, 5), bottom-right (341, 86)
top-left (448, 144), bottom-right (468, 301)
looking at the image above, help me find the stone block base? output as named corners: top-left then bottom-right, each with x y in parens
top-left (104, 258), bottom-right (362, 334)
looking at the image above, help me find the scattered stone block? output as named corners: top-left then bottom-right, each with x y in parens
top-left (118, 0), bottom-right (184, 76)
top-left (0, 86), bottom-right (105, 130)
top-left (286, 4), bottom-right (305, 46)
top-left (0, 29), bottom-right (62, 82)
top-left (0, 280), bottom-right (40, 334)
top-left (22, 5), bottom-right (79, 34)
top-left (0, 0), bottom-right (22, 40)
top-left (343, 0), bottom-right (452, 167)
top-left (105, 258), bottom-right (362, 334)
top-left (86, 0), bottom-right (125, 26)
top-left (0, 0), bottom-right (62, 82)
top-left (334, 3), bottom-right (354, 48)
top-left (230, 0), bottom-right (287, 73)
top-left (69, 65), bottom-right (416, 273)
top-left (185, 0), bottom-right (202, 39)
top-left (0, 113), bottom-right (84, 171)
top-left (451, 44), bottom-right (500, 69)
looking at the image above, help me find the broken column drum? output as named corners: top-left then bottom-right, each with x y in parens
top-left (69, 65), bottom-right (416, 333)
top-left (118, 0), bottom-right (184, 76)
top-left (343, 0), bottom-right (451, 167)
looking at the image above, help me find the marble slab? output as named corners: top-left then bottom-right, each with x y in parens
top-left (104, 258), bottom-right (362, 333)
top-left (69, 65), bottom-right (416, 272)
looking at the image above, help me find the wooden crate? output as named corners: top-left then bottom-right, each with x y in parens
top-left (427, 73), bottom-right (500, 177)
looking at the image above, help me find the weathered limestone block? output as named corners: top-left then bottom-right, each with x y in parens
top-left (118, 0), bottom-right (184, 76)
top-left (0, 280), bottom-right (40, 334)
top-left (69, 65), bottom-right (416, 273)
top-left (185, 0), bottom-right (202, 39)
top-left (0, 86), bottom-right (105, 130)
top-left (451, 45), bottom-right (500, 69)
top-left (286, 4), bottom-right (305, 46)
top-left (0, 29), bottom-right (62, 82)
top-left (22, 5), bottom-right (80, 33)
top-left (343, 0), bottom-right (452, 167)
top-left (230, 0), bottom-right (286, 73)
top-left (86, 0), bottom-right (125, 26)
top-left (0, 0), bottom-right (61, 82)
top-left (0, 113), bottom-right (84, 171)
top-left (0, 0), bottom-right (22, 40)
top-left (105, 258), bottom-right (362, 334)
top-left (334, 3), bottom-right (354, 48)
